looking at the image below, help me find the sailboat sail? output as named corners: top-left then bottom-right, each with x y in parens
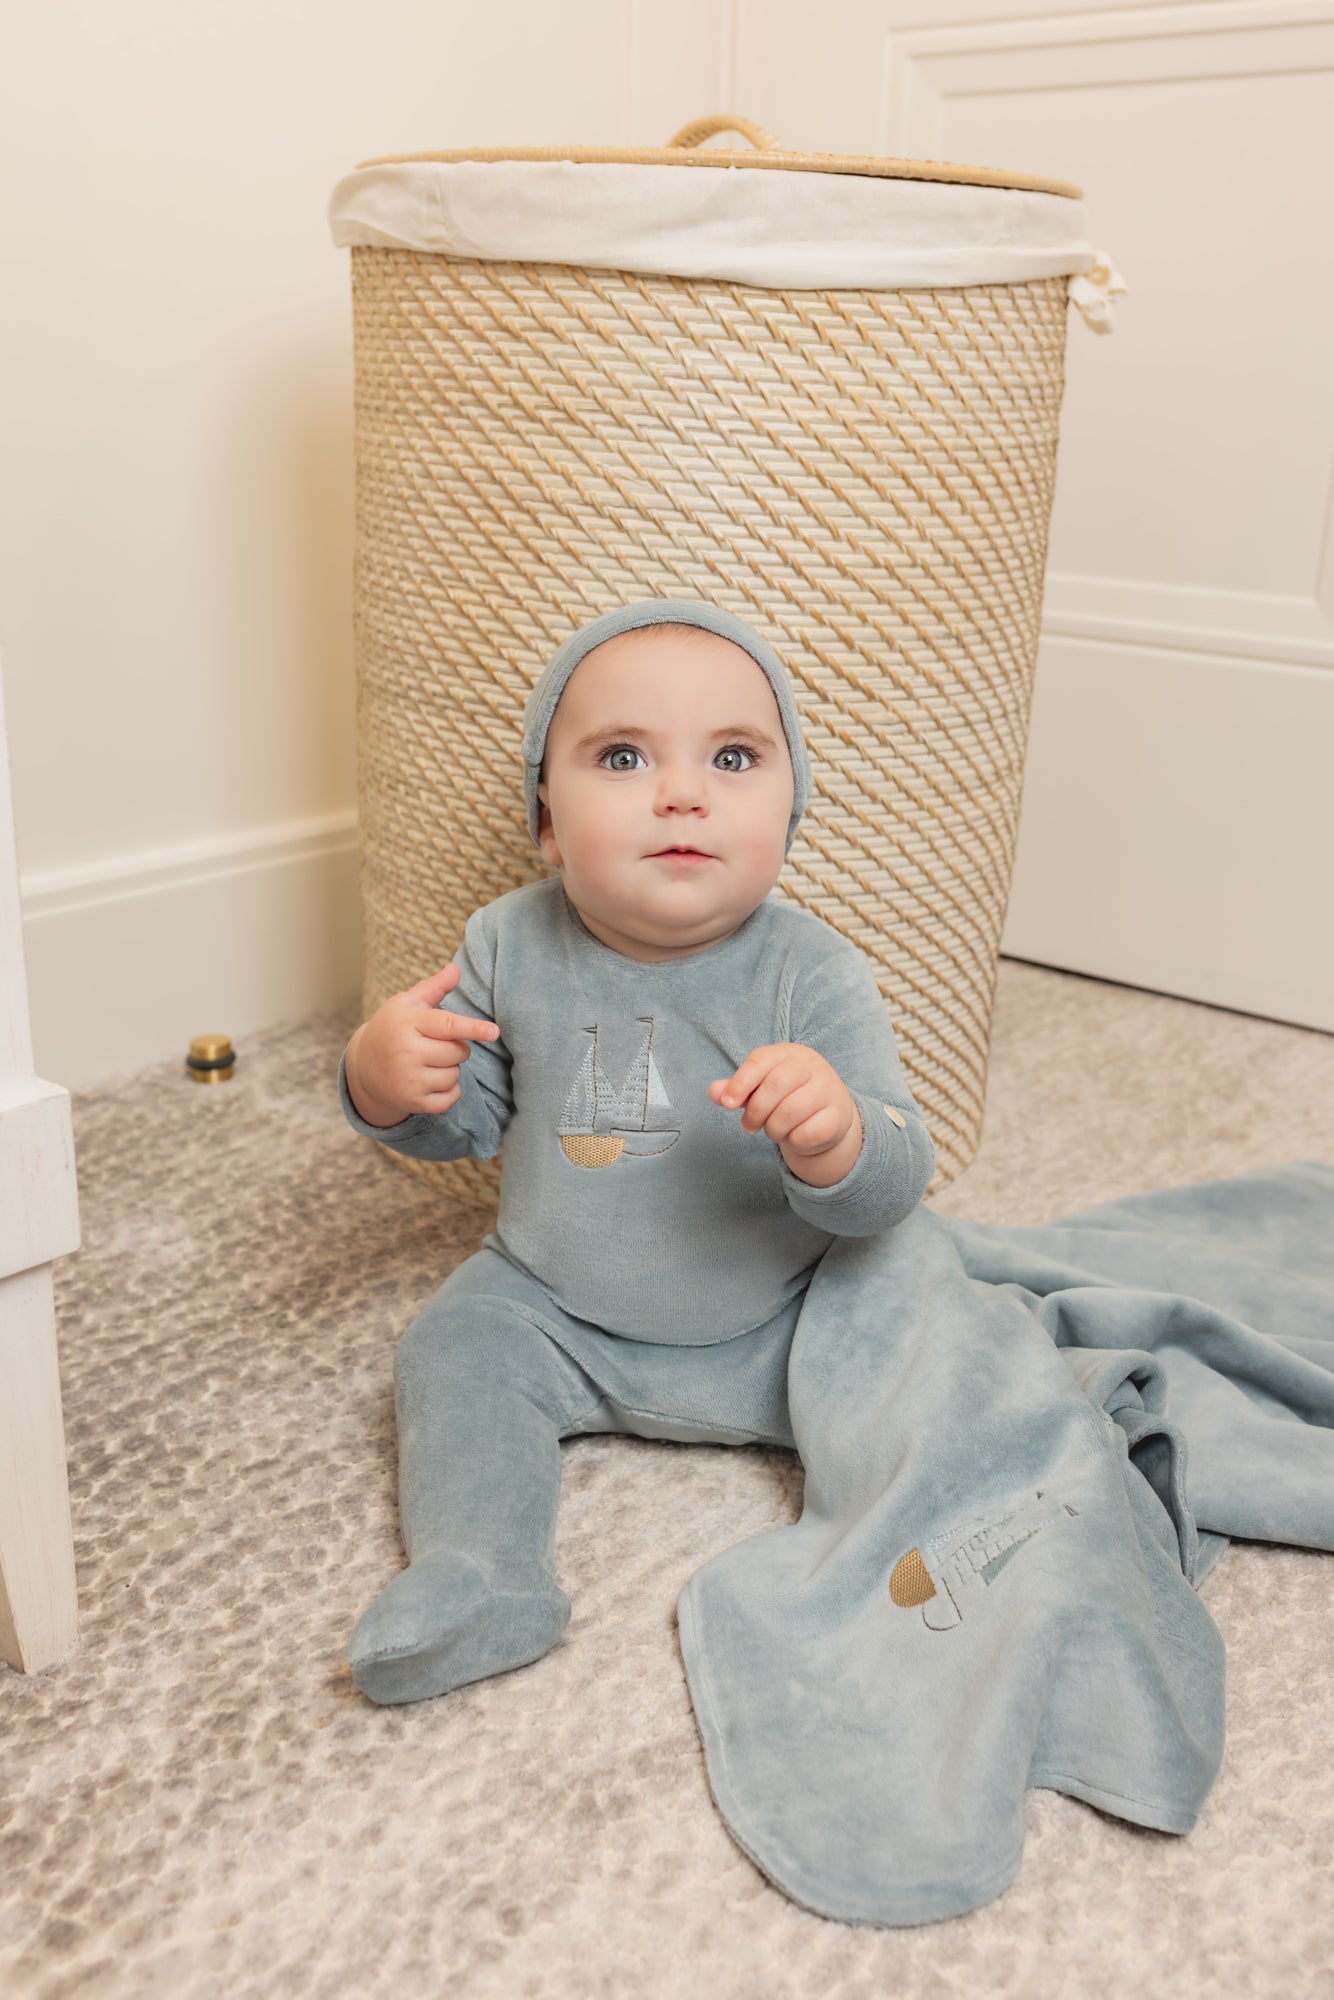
top-left (559, 1035), bottom-right (604, 1136)
top-left (644, 1052), bottom-right (671, 1114)
top-left (605, 1022), bottom-right (653, 1129)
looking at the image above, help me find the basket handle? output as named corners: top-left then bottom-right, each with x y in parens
top-left (667, 114), bottom-right (780, 152)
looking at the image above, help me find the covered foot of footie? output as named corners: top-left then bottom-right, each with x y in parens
top-left (346, 1550), bottom-right (571, 1705)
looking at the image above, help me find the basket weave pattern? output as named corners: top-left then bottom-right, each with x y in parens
top-left (351, 249), bottom-right (1069, 1208)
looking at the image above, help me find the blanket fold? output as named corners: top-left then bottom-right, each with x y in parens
top-left (676, 1159), bottom-right (1334, 1927)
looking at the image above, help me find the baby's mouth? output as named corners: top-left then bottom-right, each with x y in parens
top-left (651, 845), bottom-right (714, 860)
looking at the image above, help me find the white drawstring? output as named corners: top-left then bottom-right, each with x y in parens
top-left (1069, 251), bottom-right (1128, 335)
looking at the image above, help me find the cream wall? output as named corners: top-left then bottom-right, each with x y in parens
top-left (2, 0), bottom-right (1330, 1092)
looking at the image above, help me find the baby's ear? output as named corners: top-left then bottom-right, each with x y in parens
top-left (535, 791), bottom-right (560, 864)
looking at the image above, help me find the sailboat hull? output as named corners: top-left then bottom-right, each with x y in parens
top-left (559, 1133), bottom-right (625, 1169)
top-left (613, 1129), bottom-right (680, 1158)
top-left (559, 1129), bottom-right (681, 1168)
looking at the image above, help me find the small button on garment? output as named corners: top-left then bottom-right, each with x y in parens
top-left (884, 1105), bottom-right (906, 1128)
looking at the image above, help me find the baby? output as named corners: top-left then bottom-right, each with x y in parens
top-left (339, 597), bottom-right (936, 1704)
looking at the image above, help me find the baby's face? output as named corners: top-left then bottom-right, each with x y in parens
top-left (535, 628), bottom-right (796, 962)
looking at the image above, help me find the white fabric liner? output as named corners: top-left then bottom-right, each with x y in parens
top-left (329, 161), bottom-right (1126, 332)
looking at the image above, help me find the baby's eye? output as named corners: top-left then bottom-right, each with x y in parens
top-left (714, 744), bottom-right (758, 772)
top-left (600, 744), bottom-right (645, 772)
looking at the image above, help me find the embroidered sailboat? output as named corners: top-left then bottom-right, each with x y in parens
top-left (559, 1017), bottom-right (681, 1169)
top-left (888, 1489), bottom-right (1081, 1631)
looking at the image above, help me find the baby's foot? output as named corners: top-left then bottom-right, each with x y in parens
top-left (345, 1550), bottom-right (571, 1705)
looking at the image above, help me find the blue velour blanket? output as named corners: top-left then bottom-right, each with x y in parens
top-left (675, 1159), bottom-right (1334, 1926)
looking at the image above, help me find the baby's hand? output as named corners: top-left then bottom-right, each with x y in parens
top-left (345, 963), bottom-right (501, 1129)
top-left (709, 1043), bottom-right (857, 1160)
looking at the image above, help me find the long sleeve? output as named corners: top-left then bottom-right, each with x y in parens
top-left (776, 933), bottom-right (936, 1237)
top-left (337, 906), bottom-right (515, 1163)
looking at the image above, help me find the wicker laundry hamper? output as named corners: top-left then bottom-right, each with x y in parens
top-left (329, 117), bottom-right (1124, 1210)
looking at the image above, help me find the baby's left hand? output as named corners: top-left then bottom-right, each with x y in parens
top-left (709, 1043), bottom-right (857, 1160)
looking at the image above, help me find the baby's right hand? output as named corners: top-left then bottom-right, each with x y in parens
top-left (344, 963), bottom-right (501, 1129)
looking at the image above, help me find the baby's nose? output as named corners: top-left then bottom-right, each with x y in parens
top-left (655, 764), bottom-right (709, 805)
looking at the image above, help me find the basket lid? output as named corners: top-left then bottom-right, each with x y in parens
top-left (355, 114), bottom-right (1081, 200)
top-left (330, 114), bottom-right (1125, 320)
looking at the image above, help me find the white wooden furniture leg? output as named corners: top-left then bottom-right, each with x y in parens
top-left (0, 650), bottom-right (81, 1673)
top-left (0, 1263), bottom-right (79, 1671)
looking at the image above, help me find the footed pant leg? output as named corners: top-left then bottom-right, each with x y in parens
top-left (346, 1258), bottom-right (603, 1706)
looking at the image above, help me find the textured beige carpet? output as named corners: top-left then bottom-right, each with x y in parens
top-left (3, 959), bottom-right (1332, 1999)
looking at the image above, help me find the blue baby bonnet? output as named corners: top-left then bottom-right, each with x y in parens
top-left (520, 599), bottom-right (812, 857)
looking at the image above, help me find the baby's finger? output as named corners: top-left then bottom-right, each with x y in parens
top-left (756, 1079), bottom-right (827, 1143)
top-left (407, 963), bottom-right (462, 1006)
top-left (713, 1046), bottom-right (781, 1108)
top-left (418, 1081), bottom-right (462, 1112)
top-left (737, 1056), bottom-right (816, 1133)
top-left (417, 1039), bottom-right (468, 1074)
top-left (784, 1103), bottom-right (846, 1152)
top-left (418, 1007), bottom-right (501, 1044)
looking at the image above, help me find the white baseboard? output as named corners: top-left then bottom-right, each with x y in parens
top-left (19, 813), bottom-right (361, 1093)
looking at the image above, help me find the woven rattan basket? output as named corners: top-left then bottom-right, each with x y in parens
top-left (330, 117), bottom-right (1121, 1209)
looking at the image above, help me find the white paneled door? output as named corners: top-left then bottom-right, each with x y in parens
top-left (735, 0), bottom-right (1334, 1029)
top-left (0, 653), bottom-right (80, 1673)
